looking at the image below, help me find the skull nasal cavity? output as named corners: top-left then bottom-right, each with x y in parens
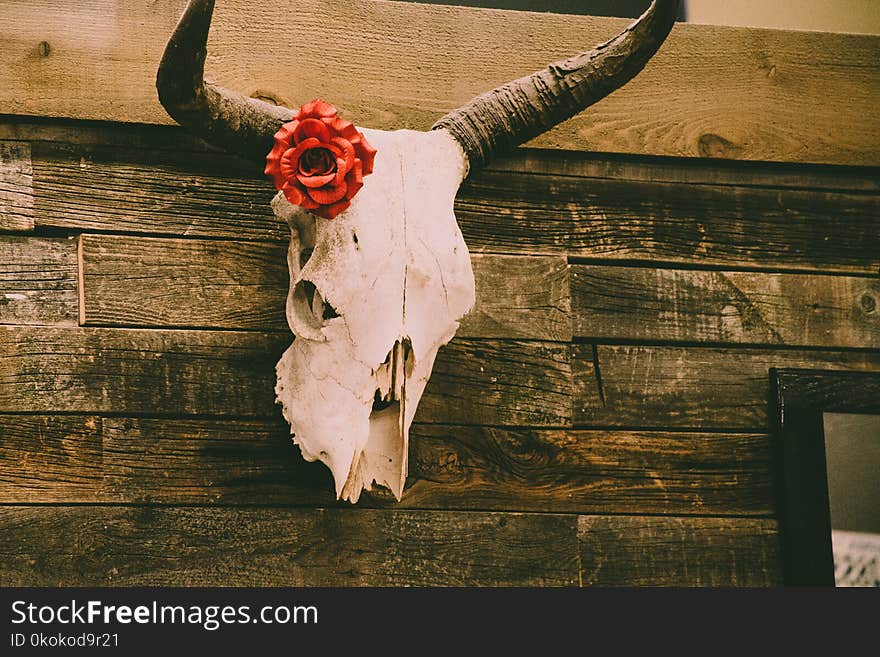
top-left (290, 278), bottom-right (339, 332)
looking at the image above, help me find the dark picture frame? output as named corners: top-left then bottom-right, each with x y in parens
top-left (771, 368), bottom-right (880, 586)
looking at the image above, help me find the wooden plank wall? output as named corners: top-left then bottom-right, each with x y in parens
top-left (1, 0), bottom-right (879, 587)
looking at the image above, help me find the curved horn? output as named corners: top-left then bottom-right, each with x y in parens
top-left (156, 0), bottom-right (294, 163)
top-left (432, 0), bottom-right (679, 170)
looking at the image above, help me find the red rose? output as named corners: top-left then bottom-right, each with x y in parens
top-left (265, 99), bottom-right (377, 220)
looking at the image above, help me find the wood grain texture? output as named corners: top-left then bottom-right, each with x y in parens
top-left (31, 142), bottom-right (284, 241)
top-left (405, 425), bottom-right (772, 515)
top-left (28, 141), bottom-right (880, 273)
top-left (572, 265), bottom-right (880, 348)
top-left (458, 170), bottom-right (880, 273)
top-left (0, 416), bottom-right (773, 515)
top-left (79, 234), bottom-right (572, 340)
top-left (578, 515), bottom-right (781, 586)
top-left (0, 506), bottom-right (579, 586)
top-left (575, 344), bottom-right (880, 429)
top-left (7, 118), bottom-right (880, 193)
top-left (774, 368), bottom-right (880, 413)
top-left (416, 339), bottom-right (571, 427)
top-left (0, 235), bottom-right (78, 326)
top-left (0, 415), bottom-right (103, 502)
top-left (0, 142), bottom-right (34, 231)
top-left (1, 1), bottom-right (878, 165)
top-left (0, 327), bottom-right (571, 426)
top-left (490, 148), bottom-right (880, 194)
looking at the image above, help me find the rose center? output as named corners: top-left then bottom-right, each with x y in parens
top-left (299, 147), bottom-right (335, 176)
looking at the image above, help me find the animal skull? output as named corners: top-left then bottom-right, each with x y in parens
top-left (273, 128), bottom-right (474, 501)
top-left (157, 0), bottom-right (678, 501)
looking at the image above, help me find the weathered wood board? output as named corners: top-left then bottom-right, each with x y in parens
top-left (0, 506), bottom-right (580, 586)
top-left (0, 142), bottom-right (34, 231)
top-left (578, 515), bottom-right (781, 586)
top-left (0, 235), bottom-right (78, 326)
top-left (0, 327), bottom-right (572, 426)
top-left (5, 119), bottom-right (879, 192)
top-left (572, 266), bottom-right (880, 348)
top-left (458, 170), bottom-right (880, 273)
top-left (1, 0), bottom-right (879, 165)
top-left (0, 505), bottom-right (777, 586)
top-left (0, 415), bottom-right (773, 516)
top-left (575, 344), bottom-right (880, 429)
top-left (79, 234), bottom-right (572, 340)
top-left (22, 141), bottom-right (880, 273)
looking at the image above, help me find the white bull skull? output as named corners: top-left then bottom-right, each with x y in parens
top-left (157, 0), bottom-right (678, 501)
top-left (272, 129), bottom-right (474, 501)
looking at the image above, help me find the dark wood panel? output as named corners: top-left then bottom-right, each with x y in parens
top-left (0, 141), bottom-right (33, 231)
top-left (574, 344), bottom-right (880, 430)
top-left (8, 119), bottom-right (879, 192)
top-left (774, 368), bottom-right (880, 413)
top-left (80, 235), bottom-right (290, 330)
top-left (0, 235), bottom-right (78, 326)
top-left (0, 328), bottom-right (571, 425)
top-left (0, 416), bottom-right (773, 515)
top-left (572, 265), bottom-right (880, 348)
top-left (0, 327), bottom-right (288, 417)
top-left (30, 142), bottom-right (284, 241)
top-left (79, 234), bottom-right (572, 340)
top-left (491, 149), bottom-right (880, 194)
top-left (457, 171), bottom-right (880, 273)
top-left (416, 339), bottom-right (571, 427)
top-left (578, 515), bottom-right (781, 586)
top-left (0, 415), bottom-right (102, 502)
top-left (2, 0), bottom-right (879, 165)
top-left (405, 425), bottom-right (772, 515)
top-left (27, 143), bottom-right (880, 273)
top-left (0, 506), bottom-right (579, 586)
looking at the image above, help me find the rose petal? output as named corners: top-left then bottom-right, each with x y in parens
top-left (344, 159), bottom-right (364, 200)
top-left (296, 171), bottom-right (337, 188)
top-left (298, 99), bottom-right (337, 120)
top-left (353, 136), bottom-right (377, 175)
top-left (272, 122), bottom-right (297, 148)
top-left (332, 159), bottom-right (347, 187)
top-left (279, 138), bottom-right (322, 181)
top-left (307, 181), bottom-right (348, 205)
top-left (293, 118), bottom-right (331, 144)
top-left (327, 117), bottom-right (358, 140)
top-left (330, 137), bottom-right (355, 174)
top-left (313, 199), bottom-right (350, 220)
top-left (264, 141), bottom-right (288, 189)
top-left (282, 181), bottom-right (319, 209)
top-left (298, 147), bottom-right (335, 176)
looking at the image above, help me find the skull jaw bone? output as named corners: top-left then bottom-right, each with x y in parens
top-left (274, 128), bottom-right (475, 502)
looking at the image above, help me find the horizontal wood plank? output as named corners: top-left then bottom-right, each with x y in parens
top-left (774, 368), bottom-right (880, 413)
top-left (0, 235), bottom-right (78, 326)
top-left (0, 142), bottom-right (34, 231)
top-left (572, 265), bottom-right (880, 348)
top-left (79, 234), bottom-right (572, 340)
top-left (30, 142), bottom-right (284, 241)
top-left (575, 344), bottom-right (880, 429)
top-left (458, 171), bottom-right (880, 273)
top-left (7, 118), bottom-right (880, 193)
top-left (578, 515), bottom-right (781, 586)
top-left (491, 148), bottom-right (880, 194)
top-left (0, 415), bottom-right (103, 501)
top-left (0, 506), bottom-right (579, 586)
top-left (28, 142), bottom-right (880, 273)
top-left (0, 327), bottom-right (571, 425)
top-left (0, 415), bottom-right (773, 515)
top-left (1, 0), bottom-right (878, 165)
